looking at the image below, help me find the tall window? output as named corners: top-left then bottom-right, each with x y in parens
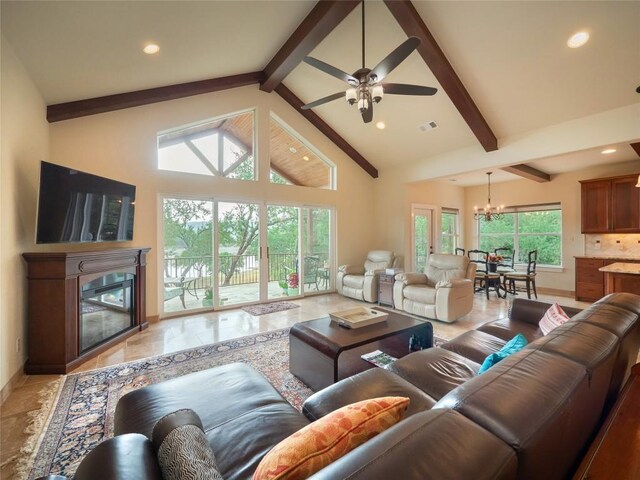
top-left (157, 110), bottom-right (256, 181)
top-left (441, 208), bottom-right (459, 254)
top-left (478, 204), bottom-right (562, 266)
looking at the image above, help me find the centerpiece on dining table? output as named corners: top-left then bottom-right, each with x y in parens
top-left (487, 253), bottom-right (504, 272)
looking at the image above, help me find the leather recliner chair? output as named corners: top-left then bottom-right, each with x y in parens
top-left (336, 250), bottom-right (395, 303)
top-left (394, 253), bottom-right (476, 323)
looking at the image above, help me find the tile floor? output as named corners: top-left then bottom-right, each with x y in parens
top-left (0, 291), bottom-right (590, 479)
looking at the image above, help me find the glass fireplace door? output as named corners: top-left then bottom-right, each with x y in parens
top-left (79, 271), bottom-right (135, 353)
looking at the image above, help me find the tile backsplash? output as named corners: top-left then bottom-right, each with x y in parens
top-left (585, 234), bottom-right (640, 257)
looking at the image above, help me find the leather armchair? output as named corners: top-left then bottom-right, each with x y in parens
top-left (393, 254), bottom-right (476, 323)
top-left (336, 250), bottom-right (395, 303)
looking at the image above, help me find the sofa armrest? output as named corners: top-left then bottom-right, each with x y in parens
top-left (509, 298), bottom-right (581, 326)
top-left (365, 268), bottom-right (385, 277)
top-left (434, 279), bottom-right (474, 322)
top-left (395, 272), bottom-right (428, 285)
top-left (338, 264), bottom-right (365, 275)
top-left (74, 433), bottom-right (162, 480)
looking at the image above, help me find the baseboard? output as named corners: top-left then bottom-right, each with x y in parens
top-left (537, 287), bottom-right (575, 298)
top-left (0, 365), bottom-right (25, 405)
top-left (147, 314), bottom-right (160, 324)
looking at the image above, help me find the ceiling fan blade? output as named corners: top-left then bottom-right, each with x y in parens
top-left (304, 57), bottom-right (358, 85)
top-left (361, 103), bottom-right (373, 123)
top-left (382, 83), bottom-right (438, 96)
top-left (301, 92), bottom-right (345, 110)
top-left (370, 37), bottom-right (420, 82)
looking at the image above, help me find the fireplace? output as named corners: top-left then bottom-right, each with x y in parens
top-left (80, 271), bottom-right (135, 353)
top-left (23, 248), bottom-right (150, 374)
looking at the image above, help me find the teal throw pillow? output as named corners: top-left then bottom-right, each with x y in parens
top-left (478, 333), bottom-right (528, 374)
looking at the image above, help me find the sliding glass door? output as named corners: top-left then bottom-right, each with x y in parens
top-left (162, 197), bottom-right (333, 314)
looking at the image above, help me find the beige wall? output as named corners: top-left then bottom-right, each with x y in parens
top-left (1, 37), bottom-right (50, 391)
top-left (374, 170), bottom-right (465, 268)
top-left (463, 159), bottom-right (639, 292)
top-left (47, 86), bottom-right (377, 319)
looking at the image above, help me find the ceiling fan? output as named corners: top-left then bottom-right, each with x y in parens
top-left (301, 1), bottom-right (437, 123)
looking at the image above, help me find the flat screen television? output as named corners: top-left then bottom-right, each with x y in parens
top-left (36, 161), bottom-right (136, 244)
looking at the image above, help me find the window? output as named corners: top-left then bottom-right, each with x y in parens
top-left (157, 110), bottom-right (255, 181)
top-left (269, 113), bottom-right (335, 189)
top-left (478, 204), bottom-right (562, 266)
top-left (441, 208), bottom-right (459, 254)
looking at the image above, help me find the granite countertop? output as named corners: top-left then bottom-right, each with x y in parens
top-left (575, 255), bottom-right (640, 260)
top-left (599, 263), bottom-right (640, 275)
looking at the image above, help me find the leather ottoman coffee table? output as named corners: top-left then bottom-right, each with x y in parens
top-left (289, 308), bottom-right (432, 391)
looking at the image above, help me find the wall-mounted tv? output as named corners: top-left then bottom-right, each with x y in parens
top-left (36, 161), bottom-right (136, 244)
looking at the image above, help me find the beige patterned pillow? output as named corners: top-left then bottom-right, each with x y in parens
top-left (152, 409), bottom-right (223, 480)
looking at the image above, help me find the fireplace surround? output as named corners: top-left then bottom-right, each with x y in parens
top-left (22, 247), bottom-right (150, 374)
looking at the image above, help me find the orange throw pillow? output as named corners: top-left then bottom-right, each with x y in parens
top-left (252, 396), bottom-right (409, 480)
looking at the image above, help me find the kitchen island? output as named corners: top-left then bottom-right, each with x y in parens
top-left (599, 262), bottom-right (640, 295)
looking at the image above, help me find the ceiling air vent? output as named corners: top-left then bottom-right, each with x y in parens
top-left (418, 121), bottom-right (438, 132)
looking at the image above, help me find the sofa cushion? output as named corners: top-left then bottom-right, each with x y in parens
top-left (151, 409), bottom-right (223, 480)
top-left (424, 254), bottom-right (469, 287)
top-left (478, 334), bottom-right (528, 374)
top-left (115, 363), bottom-right (309, 480)
top-left (477, 317), bottom-right (543, 343)
top-left (389, 347), bottom-right (480, 400)
top-left (402, 284), bottom-right (437, 304)
top-left (539, 303), bottom-right (570, 335)
top-left (441, 330), bottom-right (507, 365)
top-left (253, 397), bottom-right (409, 480)
top-left (363, 250), bottom-right (394, 273)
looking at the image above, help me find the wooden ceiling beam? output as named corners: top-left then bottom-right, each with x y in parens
top-left (383, 0), bottom-right (498, 152)
top-left (631, 142), bottom-right (640, 157)
top-left (47, 71), bottom-right (264, 122)
top-left (275, 84), bottom-right (378, 178)
top-left (260, 0), bottom-right (360, 93)
top-left (501, 164), bottom-right (551, 183)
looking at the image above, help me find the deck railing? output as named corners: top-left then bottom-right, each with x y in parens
top-left (164, 252), bottom-right (328, 290)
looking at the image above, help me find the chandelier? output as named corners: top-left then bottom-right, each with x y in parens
top-left (474, 172), bottom-right (504, 221)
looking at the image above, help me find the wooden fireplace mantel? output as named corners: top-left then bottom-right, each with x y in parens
top-left (22, 247), bottom-right (151, 374)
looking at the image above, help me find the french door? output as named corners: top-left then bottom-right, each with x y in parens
top-left (411, 204), bottom-right (436, 273)
top-left (161, 197), bottom-right (333, 314)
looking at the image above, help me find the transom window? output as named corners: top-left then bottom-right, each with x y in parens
top-left (157, 110), bottom-right (255, 181)
top-left (478, 204), bottom-right (562, 266)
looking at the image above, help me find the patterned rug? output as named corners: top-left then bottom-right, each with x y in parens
top-left (242, 301), bottom-right (300, 316)
top-left (27, 329), bottom-right (310, 479)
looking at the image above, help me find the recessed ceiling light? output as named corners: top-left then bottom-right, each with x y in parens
top-left (303, 156), bottom-right (309, 161)
top-left (376, 121), bottom-right (386, 130)
top-left (143, 43), bottom-right (160, 55)
top-left (289, 146), bottom-right (297, 153)
top-left (601, 148), bottom-right (617, 154)
top-left (567, 31), bottom-right (589, 48)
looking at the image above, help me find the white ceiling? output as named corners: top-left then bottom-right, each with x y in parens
top-left (2, 0), bottom-right (639, 182)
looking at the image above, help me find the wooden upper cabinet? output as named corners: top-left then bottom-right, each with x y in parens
top-left (611, 176), bottom-right (640, 232)
top-left (580, 173), bottom-right (640, 233)
top-left (581, 180), bottom-right (610, 233)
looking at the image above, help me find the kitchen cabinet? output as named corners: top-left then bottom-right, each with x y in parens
top-left (575, 257), bottom-right (640, 302)
top-left (580, 174), bottom-right (640, 233)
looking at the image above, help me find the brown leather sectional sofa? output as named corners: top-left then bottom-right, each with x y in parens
top-left (72, 293), bottom-right (640, 480)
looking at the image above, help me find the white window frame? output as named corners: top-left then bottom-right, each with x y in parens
top-left (477, 203), bottom-right (562, 268)
top-left (441, 208), bottom-right (460, 254)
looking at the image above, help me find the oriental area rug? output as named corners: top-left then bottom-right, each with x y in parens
top-left (27, 328), bottom-right (310, 479)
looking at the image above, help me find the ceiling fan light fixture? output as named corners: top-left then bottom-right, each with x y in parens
top-left (372, 85), bottom-right (384, 103)
top-left (358, 96), bottom-right (369, 113)
top-left (346, 88), bottom-right (357, 105)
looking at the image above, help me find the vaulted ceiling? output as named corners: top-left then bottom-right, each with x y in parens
top-left (2, 0), bottom-right (639, 185)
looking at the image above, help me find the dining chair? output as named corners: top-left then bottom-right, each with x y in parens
top-left (504, 250), bottom-right (538, 299)
top-left (467, 249), bottom-right (502, 299)
top-left (455, 247), bottom-right (466, 256)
